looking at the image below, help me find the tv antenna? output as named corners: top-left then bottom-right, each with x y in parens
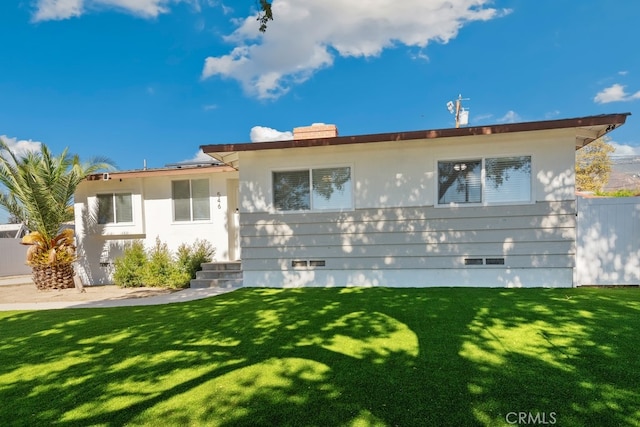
top-left (447, 94), bottom-right (470, 128)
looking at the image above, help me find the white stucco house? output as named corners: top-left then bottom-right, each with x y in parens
top-left (74, 163), bottom-right (240, 285)
top-left (75, 112), bottom-right (629, 288)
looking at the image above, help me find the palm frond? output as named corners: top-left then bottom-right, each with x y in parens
top-left (0, 138), bottom-right (114, 252)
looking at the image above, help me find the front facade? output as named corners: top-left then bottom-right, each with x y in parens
top-left (74, 113), bottom-right (629, 287)
top-left (74, 164), bottom-right (239, 285)
top-left (202, 114), bottom-right (629, 288)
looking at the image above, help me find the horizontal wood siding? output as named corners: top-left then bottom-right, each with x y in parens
top-left (240, 201), bottom-right (576, 287)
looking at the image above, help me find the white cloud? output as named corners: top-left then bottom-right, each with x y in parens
top-left (611, 142), bottom-right (640, 156)
top-left (181, 149), bottom-right (216, 163)
top-left (250, 126), bottom-right (293, 142)
top-left (202, 0), bottom-right (510, 99)
top-left (33, 0), bottom-right (83, 21)
top-left (179, 125), bottom-right (293, 164)
top-left (594, 83), bottom-right (640, 104)
top-left (0, 135), bottom-right (42, 159)
top-left (497, 110), bottom-right (521, 124)
top-left (32, 0), bottom-right (179, 21)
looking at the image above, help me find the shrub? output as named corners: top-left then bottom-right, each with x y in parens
top-left (112, 238), bottom-right (215, 289)
top-left (176, 239), bottom-right (216, 279)
top-left (141, 238), bottom-right (190, 289)
top-left (113, 240), bottom-right (147, 288)
top-left (595, 189), bottom-right (640, 198)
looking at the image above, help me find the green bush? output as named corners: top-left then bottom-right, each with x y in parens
top-left (595, 189), bottom-right (640, 198)
top-left (112, 238), bottom-right (215, 289)
top-left (176, 239), bottom-right (216, 279)
top-left (141, 238), bottom-right (190, 289)
top-left (113, 240), bottom-right (147, 288)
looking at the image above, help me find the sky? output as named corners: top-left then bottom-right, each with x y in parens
top-left (1, 0), bottom-right (640, 222)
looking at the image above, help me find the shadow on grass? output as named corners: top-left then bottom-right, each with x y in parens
top-left (0, 288), bottom-right (638, 426)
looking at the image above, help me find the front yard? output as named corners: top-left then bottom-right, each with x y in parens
top-left (0, 287), bottom-right (638, 426)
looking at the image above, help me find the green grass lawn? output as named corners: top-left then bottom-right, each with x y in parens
top-left (0, 287), bottom-right (639, 426)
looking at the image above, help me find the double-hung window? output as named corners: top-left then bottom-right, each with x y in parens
top-left (273, 166), bottom-right (352, 211)
top-left (172, 179), bottom-right (210, 221)
top-left (437, 156), bottom-right (531, 205)
top-left (97, 193), bottom-right (133, 224)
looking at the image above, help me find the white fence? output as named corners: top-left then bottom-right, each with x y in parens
top-left (576, 196), bottom-right (640, 286)
top-left (0, 239), bottom-right (31, 277)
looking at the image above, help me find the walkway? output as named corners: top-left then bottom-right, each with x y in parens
top-left (0, 275), bottom-right (241, 311)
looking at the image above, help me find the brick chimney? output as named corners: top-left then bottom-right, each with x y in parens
top-left (293, 123), bottom-right (338, 140)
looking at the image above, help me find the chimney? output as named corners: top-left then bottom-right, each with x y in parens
top-left (293, 123), bottom-right (338, 140)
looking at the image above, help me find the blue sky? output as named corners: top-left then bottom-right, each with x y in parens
top-left (1, 0), bottom-right (639, 222)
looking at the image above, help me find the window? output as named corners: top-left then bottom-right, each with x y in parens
top-left (172, 179), bottom-right (210, 221)
top-left (438, 160), bottom-right (482, 204)
top-left (97, 193), bottom-right (133, 224)
top-left (273, 166), bottom-right (352, 211)
top-left (485, 156), bottom-right (531, 203)
top-left (438, 156), bottom-right (531, 205)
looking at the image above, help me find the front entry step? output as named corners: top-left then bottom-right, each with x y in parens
top-left (190, 261), bottom-right (243, 288)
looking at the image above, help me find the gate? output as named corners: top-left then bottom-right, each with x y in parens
top-left (576, 196), bottom-right (640, 286)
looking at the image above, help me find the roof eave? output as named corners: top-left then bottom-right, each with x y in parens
top-left (201, 113), bottom-right (631, 167)
top-left (84, 164), bottom-right (236, 181)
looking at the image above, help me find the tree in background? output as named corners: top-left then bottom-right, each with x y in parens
top-left (576, 137), bottom-right (614, 193)
top-left (0, 139), bottom-right (113, 290)
top-left (257, 0), bottom-right (273, 32)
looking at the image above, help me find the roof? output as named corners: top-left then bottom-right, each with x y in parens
top-left (84, 162), bottom-right (235, 181)
top-left (201, 113), bottom-right (631, 169)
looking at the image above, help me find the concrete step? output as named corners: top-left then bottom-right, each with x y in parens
top-left (195, 270), bottom-right (242, 280)
top-left (190, 278), bottom-right (244, 289)
top-left (201, 261), bottom-right (242, 271)
top-left (190, 261), bottom-right (243, 288)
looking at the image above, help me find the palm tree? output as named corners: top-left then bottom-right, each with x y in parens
top-left (0, 139), bottom-right (113, 290)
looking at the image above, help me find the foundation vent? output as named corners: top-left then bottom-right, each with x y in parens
top-left (291, 260), bottom-right (327, 268)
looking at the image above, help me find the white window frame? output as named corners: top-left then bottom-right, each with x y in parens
top-left (96, 193), bottom-right (134, 224)
top-left (272, 165), bottom-right (354, 212)
top-left (172, 178), bottom-right (211, 222)
top-left (436, 155), bottom-right (533, 207)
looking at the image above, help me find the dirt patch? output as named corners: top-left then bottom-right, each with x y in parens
top-left (0, 283), bottom-right (176, 304)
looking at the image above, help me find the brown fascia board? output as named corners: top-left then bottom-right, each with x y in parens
top-left (201, 113), bottom-right (630, 155)
top-left (84, 164), bottom-right (235, 181)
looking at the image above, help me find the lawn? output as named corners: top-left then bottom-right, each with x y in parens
top-left (0, 287), bottom-right (639, 426)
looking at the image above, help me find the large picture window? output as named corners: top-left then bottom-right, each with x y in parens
top-left (97, 193), bottom-right (133, 224)
top-left (438, 156), bottom-right (531, 205)
top-left (273, 166), bottom-right (352, 211)
top-left (172, 179), bottom-right (210, 221)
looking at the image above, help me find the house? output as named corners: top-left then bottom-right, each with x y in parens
top-left (0, 223), bottom-right (28, 239)
top-left (604, 155), bottom-right (640, 192)
top-left (200, 113), bottom-right (629, 288)
top-left (74, 163), bottom-right (239, 285)
top-left (74, 113), bottom-right (629, 288)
